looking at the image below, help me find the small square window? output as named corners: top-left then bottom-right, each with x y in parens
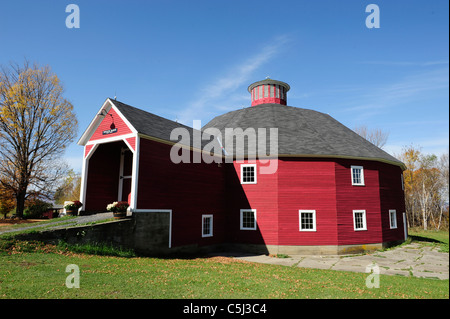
top-left (240, 209), bottom-right (257, 230)
top-left (353, 210), bottom-right (367, 231)
top-left (351, 166), bottom-right (365, 186)
top-left (299, 210), bottom-right (316, 231)
top-left (202, 215), bottom-right (213, 237)
top-left (389, 210), bottom-right (397, 229)
top-left (241, 164), bottom-right (257, 184)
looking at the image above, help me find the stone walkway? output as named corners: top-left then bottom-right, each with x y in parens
top-left (232, 243), bottom-right (449, 280)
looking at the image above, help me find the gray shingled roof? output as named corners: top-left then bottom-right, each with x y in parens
top-left (111, 99), bottom-right (403, 168)
top-left (112, 99), bottom-right (188, 140)
top-left (202, 103), bottom-right (404, 167)
top-left (111, 99), bottom-right (218, 150)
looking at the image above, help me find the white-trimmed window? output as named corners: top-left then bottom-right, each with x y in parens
top-left (353, 210), bottom-right (367, 231)
top-left (351, 166), bottom-right (365, 186)
top-left (202, 215), bottom-right (213, 237)
top-left (389, 210), bottom-right (397, 229)
top-left (299, 210), bottom-right (316, 231)
top-left (240, 209), bottom-right (257, 230)
top-left (241, 164), bottom-right (257, 184)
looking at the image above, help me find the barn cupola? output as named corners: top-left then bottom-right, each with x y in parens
top-left (248, 78), bottom-right (290, 106)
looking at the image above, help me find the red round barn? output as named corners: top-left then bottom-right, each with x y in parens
top-left (78, 79), bottom-right (407, 255)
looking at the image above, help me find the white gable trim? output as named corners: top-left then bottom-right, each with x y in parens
top-left (77, 98), bottom-right (138, 146)
top-left (110, 99), bottom-right (138, 135)
top-left (79, 143), bottom-right (99, 208)
top-left (129, 135), bottom-right (140, 210)
top-left (79, 134), bottom-right (140, 213)
top-left (86, 133), bottom-right (136, 147)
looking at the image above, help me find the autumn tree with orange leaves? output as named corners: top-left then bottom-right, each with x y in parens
top-left (397, 145), bottom-right (449, 230)
top-left (0, 61), bottom-right (78, 218)
top-left (0, 182), bottom-right (15, 218)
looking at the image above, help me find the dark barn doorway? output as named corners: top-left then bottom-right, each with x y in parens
top-left (84, 141), bottom-right (133, 213)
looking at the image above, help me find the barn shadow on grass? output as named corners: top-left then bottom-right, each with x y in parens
top-left (409, 234), bottom-right (446, 244)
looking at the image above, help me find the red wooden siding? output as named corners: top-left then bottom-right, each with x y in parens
top-left (125, 137), bottom-right (136, 152)
top-left (136, 138), bottom-right (227, 248)
top-left (226, 157), bottom-right (405, 248)
top-left (378, 163), bottom-right (406, 242)
top-left (278, 158), bottom-right (338, 246)
top-left (227, 160), bottom-right (279, 246)
top-left (335, 159), bottom-right (383, 245)
top-left (89, 107), bottom-right (133, 143)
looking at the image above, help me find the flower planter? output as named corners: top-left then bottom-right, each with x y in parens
top-left (107, 201), bottom-right (130, 219)
top-left (66, 209), bottom-right (78, 216)
top-left (64, 201), bottom-right (82, 216)
top-left (113, 211), bottom-right (127, 219)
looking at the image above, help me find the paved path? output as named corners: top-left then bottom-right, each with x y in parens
top-left (230, 243), bottom-right (449, 280)
top-left (0, 213), bottom-right (114, 235)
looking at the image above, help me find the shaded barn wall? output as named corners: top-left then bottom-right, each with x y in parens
top-left (378, 163), bottom-right (406, 242)
top-left (226, 160), bottom-right (278, 246)
top-left (136, 137), bottom-right (227, 248)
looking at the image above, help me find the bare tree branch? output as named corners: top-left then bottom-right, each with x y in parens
top-left (0, 61), bottom-right (78, 218)
top-left (354, 125), bottom-right (389, 149)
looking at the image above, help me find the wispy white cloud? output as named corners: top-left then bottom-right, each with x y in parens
top-left (358, 60), bottom-right (449, 67)
top-left (342, 67), bottom-right (449, 115)
top-left (177, 35), bottom-right (292, 127)
top-left (385, 136), bottom-right (449, 158)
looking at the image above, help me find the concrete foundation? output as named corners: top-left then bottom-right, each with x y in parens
top-left (228, 241), bottom-right (404, 256)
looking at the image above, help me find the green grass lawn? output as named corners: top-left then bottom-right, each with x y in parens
top-left (0, 235), bottom-right (448, 299)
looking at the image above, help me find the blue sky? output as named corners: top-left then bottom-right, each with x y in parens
top-left (0, 0), bottom-right (448, 172)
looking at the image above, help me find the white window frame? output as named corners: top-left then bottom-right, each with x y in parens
top-left (240, 164), bottom-right (257, 184)
top-left (389, 210), bottom-right (397, 229)
top-left (240, 209), bottom-right (257, 230)
top-left (351, 165), bottom-right (365, 186)
top-left (299, 210), bottom-right (317, 232)
top-left (353, 210), bottom-right (367, 231)
top-left (202, 214), bottom-right (213, 237)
